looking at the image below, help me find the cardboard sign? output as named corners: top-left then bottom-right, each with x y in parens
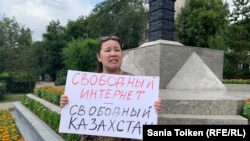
top-left (59, 70), bottom-right (159, 139)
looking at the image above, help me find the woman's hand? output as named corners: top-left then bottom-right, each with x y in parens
top-left (154, 97), bottom-right (163, 114)
top-left (60, 95), bottom-right (69, 108)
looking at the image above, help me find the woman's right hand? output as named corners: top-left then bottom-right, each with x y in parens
top-left (60, 95), bottom-right (69, 108)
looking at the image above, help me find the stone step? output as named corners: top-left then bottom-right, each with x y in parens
top-left (159, 89), bottom-right (249, 115)
top-left (158, 89), bottom-right (249, 125)
top-left (158, 114), bottom-right (248, 125)
top-left (161, 99), bottom-right (242, 115)
top-left (12, 101), bottom-right (64, 141)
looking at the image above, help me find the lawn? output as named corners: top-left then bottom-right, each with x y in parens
top-left (0, 93), bottom-right (25, 103)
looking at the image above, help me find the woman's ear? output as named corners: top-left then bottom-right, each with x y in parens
top-left (96, 53), bottom-right (101, 62)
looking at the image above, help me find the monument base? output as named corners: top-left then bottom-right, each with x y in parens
top-left (122, 40), bottom-right (224, 89)
top-left (139, 39), bottom-right (183, 48)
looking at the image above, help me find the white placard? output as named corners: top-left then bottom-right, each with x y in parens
top-left (59, 70), bottom-right (159, 139)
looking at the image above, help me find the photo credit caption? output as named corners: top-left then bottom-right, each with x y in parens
top-left (143, 125), bottom-right (250, 140)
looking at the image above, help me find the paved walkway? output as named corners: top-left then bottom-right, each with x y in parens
top-left (0, 102), bottom-right (14, 109)
top-left (35, 81), bottom-right (55, 87)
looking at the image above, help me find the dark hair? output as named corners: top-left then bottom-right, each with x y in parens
top-left (96, 36), bottom-right (122, 73)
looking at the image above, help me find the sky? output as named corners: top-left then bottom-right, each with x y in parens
top-left (0, 0), bottom-right (233, 41)
top-left (0, 0), bottom-right (104, 41)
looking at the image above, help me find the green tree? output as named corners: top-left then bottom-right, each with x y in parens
top-left (0, 17), bottom-right (37, 92)
top-left (65, 16), bottom-right (89, 40)
top-left (0, 17), bottom-right (20, 47)
top-left (228, 0), bottom-right (250, 52)
top-left (223, 0), bottom-right (250, 79)
top-left (175, 0), bottom-right (229, 48)
top-left (87, 0), bottom-right (147, 49)
top-left (42, 20), bottom-right (67, 81)
top-left (62, 38), bottom-right (98, 72)
top-left (0, 17), bottom-right (34, 73)
top-left (32, 41), bottom-right (47, 79)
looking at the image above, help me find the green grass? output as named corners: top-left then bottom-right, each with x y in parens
top-left (0, 93), bottom-right (25, 103)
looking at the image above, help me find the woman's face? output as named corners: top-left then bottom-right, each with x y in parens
top-left (97, 39), bottom-right (123, 73)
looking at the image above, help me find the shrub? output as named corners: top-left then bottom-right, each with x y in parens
top-left (223, 79), bottom-right (250, 84)
top-left (54, 76), bottom-right (66, 86)
top-left (33, 87), bottom-right (64, 106)
top-left (62, 38), bottom-right (98, 71)
top-left (242, 98), bottom-right (250, 119)
top-left (0, 72), bottom-right (36, 93)
top-left (0, 81), bottom-right (6, 99)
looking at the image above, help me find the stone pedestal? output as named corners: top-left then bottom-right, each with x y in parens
top-left (122, 40), bottom-right (224, 89)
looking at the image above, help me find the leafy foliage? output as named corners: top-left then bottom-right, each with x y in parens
top-left (0, 17), bottom-right (37, 92)
top-left (242, 99), bottom-right (250, 119)
top-left (175, 0), bottom-right (230, 48)
top-left (0, 17), bottom-right (34, 73)
top-left (65, 16), bottom-right (89, 40)
top-left (223, 0), bottom-right (250, 79)
top-left (62, 38), bottom-right (98, 72)
top-left (0, 72), bottom-right (36, 93)
top-left (42, 20), bottom-right (67, 81)
top-left (21, 95), bottom-right (81, 140)
top-left (87, 0), bottom-right (147, 49)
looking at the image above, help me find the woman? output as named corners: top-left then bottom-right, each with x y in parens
top-left (60, 36), bottom-right (163, 141)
